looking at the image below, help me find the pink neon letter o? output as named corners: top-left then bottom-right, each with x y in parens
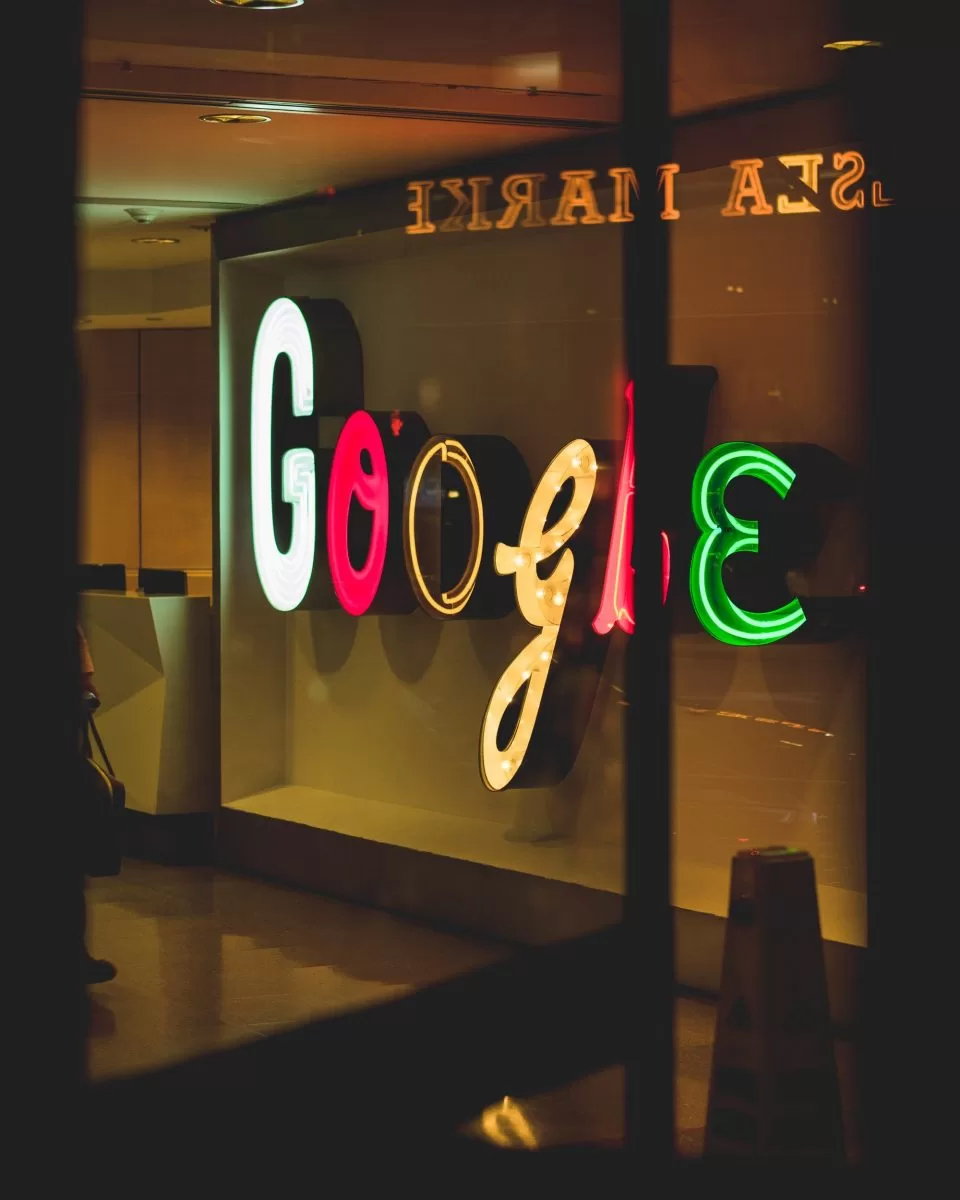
top-left (327, 411), bottom-right (389, 615)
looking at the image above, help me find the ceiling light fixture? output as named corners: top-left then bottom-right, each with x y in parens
top-left (132, 237), bottom-right (180, 245)
top-left (209, 1), bottom-right (304, 9)
top-left (199, 112), bottom-right (271, 124)
top-left (823, 39), bottom-right (883, 51)
top-left (228, 101), bottom-right (318, 115)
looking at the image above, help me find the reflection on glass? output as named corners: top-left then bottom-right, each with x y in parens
top-left (479, 1096), bottom-right (539, 1150)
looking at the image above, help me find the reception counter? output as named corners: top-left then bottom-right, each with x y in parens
top-left (79, 591), bottom-right (216, 861)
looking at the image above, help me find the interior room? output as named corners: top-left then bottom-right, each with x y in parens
top-left (74, 0), bottom-right (888, 1159)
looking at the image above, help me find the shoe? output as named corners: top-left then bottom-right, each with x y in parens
top-left (86, 957), bottom-right (117, 985)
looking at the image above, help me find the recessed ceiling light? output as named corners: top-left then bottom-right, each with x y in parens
top-left (132, 237), bottom-right (180, 245)
top-left (823, 39), bottom-right (883, 51)
top-left (209, 1), bottom-right (304, 9)
top-left (230, 101), bottom-right (317, 114)
top-left (199, 112), bottom-right (271, 124)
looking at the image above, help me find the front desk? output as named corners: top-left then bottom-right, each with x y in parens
top-left (80, 591), bottom-right (216, 861)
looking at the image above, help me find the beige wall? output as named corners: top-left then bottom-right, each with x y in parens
top-left (140, 329), bottom-right (215, 569)
top-left (79, 262), bottom-right (211, 322)
top-left (78, 327), bottom-right (215, 572)
top-left (78, 330), bottom-right (139, 567)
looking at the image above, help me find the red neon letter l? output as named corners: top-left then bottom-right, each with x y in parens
top-left (592, 381), bottom-right (669, 637)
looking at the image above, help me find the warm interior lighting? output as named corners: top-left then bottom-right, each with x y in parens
top-left (132, 237), bottom-right (180, 245)
top-left (199, 113), bottom-right (271, 125)
top-left (823, 39), bottom-right (883, 51)
top-left (210, 1), bottom-right (304, 10)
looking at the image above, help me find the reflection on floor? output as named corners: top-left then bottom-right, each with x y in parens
top-left (87, 861), bottom-right (856, 1155)
top-left (462, 998), bottom-right (732, 1153)
top-left (86, 859), bottom-right (505, 1080)
top-left (473, 997), bottom-right (859, 1159)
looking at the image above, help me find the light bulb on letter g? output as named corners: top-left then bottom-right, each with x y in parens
top-left (480, 439), bottom-right (598, 790)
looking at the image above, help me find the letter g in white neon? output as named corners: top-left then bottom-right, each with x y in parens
top-left (251, 297), bottom-right (317, 612)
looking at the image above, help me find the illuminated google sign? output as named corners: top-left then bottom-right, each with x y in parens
top-left (251, 297), bottom-right (806, 791)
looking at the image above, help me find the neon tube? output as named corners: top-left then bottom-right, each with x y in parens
top-left (688, 442), bottom-right (806, 645)
top-left (250, 298), bottom-right (316, 612)
top-left (404, 437), bottom-right (484, 617)
top-left (327, 410), bottom-right (389, 616)
top-left (592, 382), bottom-right (670, 636)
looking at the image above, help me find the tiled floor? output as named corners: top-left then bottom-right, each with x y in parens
top-left (86, 860), bottom-right (856, 1155)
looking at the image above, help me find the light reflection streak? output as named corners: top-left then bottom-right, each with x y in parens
top-left (479, 1096), bottom-right (538, 1150)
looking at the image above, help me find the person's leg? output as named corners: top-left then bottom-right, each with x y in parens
top-left (84, 892), bottom-right (117, 984)
top-left (79, 713), bottom-right (116, 985)
top-left (86, 956), bottom-right (117, 985)
top-left (82, 879), bottom-right (116, 985)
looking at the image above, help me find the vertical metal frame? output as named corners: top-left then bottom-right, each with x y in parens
top-left (621, 0), bottom-right (675, 1165)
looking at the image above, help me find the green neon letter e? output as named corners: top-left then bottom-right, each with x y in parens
top-left (689, 441), bottom-right (806, 646)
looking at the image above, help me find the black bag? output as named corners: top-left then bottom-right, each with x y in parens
top-left (81, 711), bottom-right (125, 878)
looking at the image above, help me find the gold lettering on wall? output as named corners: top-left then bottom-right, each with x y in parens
top-left (437, 179), bottom-right (472, 232)
top-left (550, 170), bottom-right (606, 226)
top-left (872, 179), bottom-right (894, 207)
top-left (830, 151), bottom-right (866, 210)
top-left (657, 162), bottom-right (681, 220)
top-left (608, 167), bottom-right (639, 223)
top-left (776, 153), bottom-right (824, 214)
top-left (467, 176), bottom-right (494, 231)
top-left (496, 173), bottom-right (548, 229)
top-left (721, 159), bottom-right (774, 217)
top-left (405, 151), bottom-right (892, 232)
top-left (406, 181), bottom-right (436, 233)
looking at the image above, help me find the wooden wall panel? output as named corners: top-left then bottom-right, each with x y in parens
top-left (77, 330), bottom-right (140, 568)
top-left (140, 329), bottom-right (215, 570)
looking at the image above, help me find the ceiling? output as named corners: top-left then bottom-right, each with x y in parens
top-left (83, 0), bottom-right (619, 83)
top-left (77, 0), bottom-right (858, 321)
top-left (77, 99), bottom-right (571, 258)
